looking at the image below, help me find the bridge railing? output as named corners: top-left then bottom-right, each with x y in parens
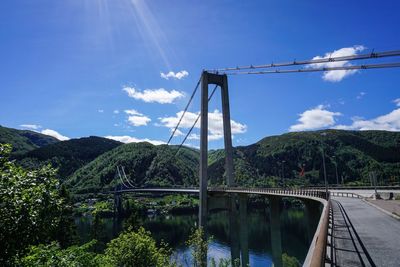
top-left (209, 186), bottom-right (330, 200)
top-left (308, 185), bottom-right (400, 190)
top-left (307, 199), bottom-right (331, 267)
top-left (330, 191), bottom-right (363, 199)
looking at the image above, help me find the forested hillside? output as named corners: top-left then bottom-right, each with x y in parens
top-left (17, 136), bottom-right (122, 181)
top-left (3, 125), bottom-right (399, 195)
top-left (209, 130), bottom-right (400, 187)
top-left (0, 125), bottom-right (59, 155)
top-left (66, 142), bottom-right (199, 194)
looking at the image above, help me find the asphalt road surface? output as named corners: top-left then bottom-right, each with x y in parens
top-left (333, 197), bottom-right (400, 267)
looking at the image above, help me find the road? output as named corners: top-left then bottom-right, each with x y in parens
top-left (330, 189), bottom-right (400, 198)
top-left (333, 197), bottom-right (400, 267)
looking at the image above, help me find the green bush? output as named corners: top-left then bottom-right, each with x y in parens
top-left (0, 144), bottom-right (74, 265)
top-left (102, 227), bottom-right (174, 267)
top-left (17, 241), bottom-right (99, 267)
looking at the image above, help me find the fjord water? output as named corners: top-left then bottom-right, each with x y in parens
top-left (75, 197), bottom-right (319, 266)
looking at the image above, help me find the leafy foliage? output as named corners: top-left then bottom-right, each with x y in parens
top-left (0, 144), bottom-right (74, 265)
top-left (102, 227), bottom-right (173, 267)
top-left (17, 241), bottom-right (99, 267)
top-left (0, 125), bottom-right (58, 156)
top-left (17, 227), bottom-right (176, 267)
top-left (282, 253), bottom-right (301, 267)
top-left (186, 227), bottom-right (210, 267)
top-left (17, 136), bottom-right (121, 181)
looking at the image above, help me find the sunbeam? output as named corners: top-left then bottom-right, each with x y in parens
top-left (128, 0), bottom-right (174, 70)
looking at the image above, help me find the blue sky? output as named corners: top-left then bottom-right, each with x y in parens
top-left (1, 0), bottom-right (400, 148)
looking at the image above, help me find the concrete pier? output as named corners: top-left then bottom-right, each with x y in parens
top-left (269, 196), bottom-right (283, 267)
top-left (239, 194), bottom-right (249, 266)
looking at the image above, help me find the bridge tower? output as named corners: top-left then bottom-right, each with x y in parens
top-left (113, 184), bottom-right (123, 216)
top-left (199, 71), bottom-right (235, 228)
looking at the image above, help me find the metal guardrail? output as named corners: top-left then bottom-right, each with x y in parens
top-left (330, 192), bottom-right (363, 198)
top-left (209, 187), bottom-right (330, 200)
top-left (308, 200), bottom-right (330, 267)
top-left (310, 185), bottom-right (400, 190)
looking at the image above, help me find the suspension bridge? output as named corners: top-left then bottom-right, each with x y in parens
top-left (112, 49), bottom-right (400, 267)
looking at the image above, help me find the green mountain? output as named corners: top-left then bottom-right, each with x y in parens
top-left (208, 130), bottom-right (400, 187)
top-left (8, 127), bottom-right (398, 195)
top-left (17, 136), bottom-right (122, 181)
top-left (66, 142), bottom-right (199, 194)
top-left (0, 125), bottom-right (59, 155)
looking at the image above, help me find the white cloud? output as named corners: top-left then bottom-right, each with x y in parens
top-left (160, 70), bottom-right (189, 80)
top-left (105, 135), bottom-right (165, 145)
top-left (20, 124), bottom-right (41, 130)
top-left (159, 109), bottom-right (247, 141)
top-left (124, 109), bottom-right (143, 116)
top-left (393, 98), bottom-right (400, 107)
top-left (356, 92), bottom-right (366, 100)
top-left (113, 110), bottom-right (120, 114)
top-left (335, 108), bottom-right (400, 131)
top-left (123, 109), bottom-right (150, 126)
top-left (41, 129), bottom-right (70, 141)
top-left (309, 45), bottom-right (365, 82)
top-left (187, 133), bottom-right (200, 140)
top-left (123, 86), bottom-right (184, 104)
top-left (290, 105), bottom-right (342, 131)
top-left (98, 109), bottom-right (104, 113)
top-left (171, 129), bottom-right (184, 137)
top-left (127, 115), bottom-right (151, 126)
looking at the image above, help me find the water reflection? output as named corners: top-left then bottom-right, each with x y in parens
top-left (75, 194), bottom-right (320, 266)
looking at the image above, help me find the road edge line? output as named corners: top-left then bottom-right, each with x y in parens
top-left (362, 199), bottom-right (400, 220)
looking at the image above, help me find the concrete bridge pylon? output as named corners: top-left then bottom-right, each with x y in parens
top-left (199, 71), bottom-right (235, 228)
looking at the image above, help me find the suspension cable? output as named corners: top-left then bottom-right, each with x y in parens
top-left (173, 84), bottom-right (219, 157)
top-left (221, 62), bottom-right (400, 75)
top-left (121, 166), bottom-right (135, 188)
top-left (166, 75), bottom-right (202, 145)
top-left (208, 49), bottom-right (400, 73)
top-left (116, 166), bottom-right (130, 189)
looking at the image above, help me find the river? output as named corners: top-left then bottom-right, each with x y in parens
top-left (75, 196), bottom-right (319, 266)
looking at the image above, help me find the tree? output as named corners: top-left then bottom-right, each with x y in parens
top-left (17, 241), bottom-right (99, 267)
top-left (102, 227), bottom-right (173, 267)
top-left (55, 184), bottom-right (78, 248)
top-left (186, 227), bottom-right (209, 267)
top-left (0, 144), bottom-right (69, 265)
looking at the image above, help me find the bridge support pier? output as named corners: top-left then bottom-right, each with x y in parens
top-left (113, 192), bottom-right (122, 217)
top-left (303, 199), bottom-right (321, 243)
top-left (209, 193), bottom-right (249, 266)
top-left (239, 194), bottom-right (249, 267)
top-left (269, 196), bottom-right (283, 267)
top-left (199, 71), bottom-right (235, 229)
top-left (229, 195), bottom-right (240, 263)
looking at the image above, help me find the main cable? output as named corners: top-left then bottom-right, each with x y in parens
top-left (221, 62), bottom-right (400, 75)
top-left (208, 49), bottom-right (400, 73)
top-left (116, 165), bottom-right (131, 189)
top-left (166, 75), bottom-right (202, 145)
top-left (121, 166), bottom-right (135, 188)
top-left (173, 84), bottom-right (219, 157)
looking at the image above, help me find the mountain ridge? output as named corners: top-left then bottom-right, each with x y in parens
top-left (17, 136), bottom-right (122, 181)
top-left (2, 125), bottom-right (399, 194)
top-left (0, 125), bottom-right (59, 155)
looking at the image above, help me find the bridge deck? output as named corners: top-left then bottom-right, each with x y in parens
top-left (333, 197), bottom-right (400, 267)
